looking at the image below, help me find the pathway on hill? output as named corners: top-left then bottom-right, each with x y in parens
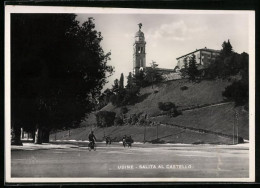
top-left (149, 120), bottom-right (243, 144)
top-left (151, 101), bottom-right (233, 118)
top-left (181, 101), bottom-right (234, 112)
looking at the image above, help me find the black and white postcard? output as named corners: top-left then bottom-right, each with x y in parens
top-left (4, 6), bottom-right (255, 183)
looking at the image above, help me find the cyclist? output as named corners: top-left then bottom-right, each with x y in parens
top-left (128, 136), bottom-right (133, 148)
top-left (106, 136), bottom-right (111, 145)
top-left (88, 131), bottom-right (97, 148)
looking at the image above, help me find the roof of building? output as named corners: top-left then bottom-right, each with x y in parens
top-left (176, 48), bottom-right (220, 60)
top-left (146, 67), bottom-right (175, 72)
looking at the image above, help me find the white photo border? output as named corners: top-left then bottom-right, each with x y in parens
top-left (4, 5), bottom-right (255, 183)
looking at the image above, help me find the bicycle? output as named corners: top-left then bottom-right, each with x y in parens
top-left (88, 141), bottom-right (96, 151)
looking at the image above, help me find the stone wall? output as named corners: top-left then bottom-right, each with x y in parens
top-left (162, 72), bottom-right (182, 81)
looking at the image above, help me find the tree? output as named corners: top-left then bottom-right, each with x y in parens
top-left (206, 39), bottom-right (236, 79)
top-left (119, 73), bottom-right (124, 89)
top-left (126, 72), bottom-right (134, 89)
top-left (220, 39), bottom-right (233, 58)
top-left (112, 79), bottom-right (119, 92)
top-left (239, 52), bottom-right (249, 84)
top-left (222, 52), bottom-right (249, 107)
top-left (158, 102), bottom-right (181, 117)
top-left (133, 69), bottom-right (146, 87)
top-left (222, 81), bottom-right (248, 106)
top-left (120, 106), bottom-right (129, 115)
top-left (145, 61), bottom-right (164, 88)
top-left (114, 116), bottom-right (124, 126)
top-left (11, 14), bottom-right (113, 144)
top-left (158, 102), bottom-right (176, 111)
top-left (180, 57), bottom-right (188, 78)
top-left (96, 111), bottom-right (116, 128)
top-left (187, 54), bottom-right (199, 81)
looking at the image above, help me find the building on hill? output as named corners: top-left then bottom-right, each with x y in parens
top-left (175, 47), bottom-right (220, 72)
top-left (133, 23), bottom-right (146, 75)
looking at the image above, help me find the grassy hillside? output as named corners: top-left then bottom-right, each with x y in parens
top-left (52, 78), bottom-right (249, 144)
top-left (101, 79), bottom-right (231, 117)
top-left (153, 103), bottom-right (249, 140)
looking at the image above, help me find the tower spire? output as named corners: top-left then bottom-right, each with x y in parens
top-left (133, 23), bottom-right (146, 75)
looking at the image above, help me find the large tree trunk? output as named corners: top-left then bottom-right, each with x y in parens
top-left (34, 125), bottom-right (43, 144)
top-left (11, 122), bottom-right (23, 146)
top-left (32, 130), bottom-right (35, 143)
top-left (21, 128), bottom-right (24, 139)
top-left (42, 129), bottom-right (50, 143)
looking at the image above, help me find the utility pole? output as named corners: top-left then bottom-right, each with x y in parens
top-left (235, 110), bottom-right (239, 144)
top-left (233, 109), bottom-right (235, 145)
top-left (144, 113), bottom-right (147, 143)
top-left (156, 122), bottom-right (158, 140)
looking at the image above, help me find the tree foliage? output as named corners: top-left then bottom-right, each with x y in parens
top-left (114, 116), bottom-right (124, 126)
top-left (119, 73), bottom-right (124, 89)
top-left (220, 39), bottom-right (233, 58)
top-left (96, 111), bottom-right (116, 128)
top-left (133, 69), bottom-right (146, 87)
top-left (187, 54), bottom-right (200, 81)
top-left (180, 57), bottom-right (188, 78)
top-left (206, 40), bottom-right (241, 79)
top-left (112, 79), bottom-right (119, 92)
top-left (107, 72), bottom-right (140, 107)
top-left (158, 102), bottom-right (176, 111)
top-left (180, 55), bottom-right (199, 81)
top-left (145, 61), bottom-right (164, 88)
top-left (11, 14), bottom-right (113, 143)
top-left (126, 72), bottom-right (134, 89)
top-left (203, 40), bottom-right (249, 107)
top-left (120, 106), bottom-right (129, 115)
top-left (158, 102), bottom-right (181, 117)
top-left (222, 81), bottom-right (248, 106)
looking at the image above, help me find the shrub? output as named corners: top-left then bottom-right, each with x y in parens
top-left (222, 80), bottom-right (248, 106)
top-left (120, 106), bottom-right (128, 115)
top-left (170, 109), bottom-right (182, 117)
top-left (158, 102), bottom-right (176, 112)
top-left (114, 116), bottom-right (124, 126)
top-left (95, 111), bottom-right (116, 128)
top-left (180, 86), bottom-right (188, 90)
top-left (130, 114), bottom-right (139, 125)
top-left (138, 116), bottom-right (146, 125)
top-left (127, 117), bottom-right (132, 125)
top-left (158, 102), bottom-right (182, 117)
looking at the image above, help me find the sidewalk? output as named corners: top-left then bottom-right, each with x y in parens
top-left (11, 140), bottom-right (250, 151)
top-left (11, 142), bottom-right (79, 151)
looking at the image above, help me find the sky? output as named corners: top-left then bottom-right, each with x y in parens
top-left (76, 13), bottom-right (249, 89)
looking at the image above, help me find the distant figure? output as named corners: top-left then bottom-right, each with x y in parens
top-left (122, 135), bottom-right (127, 148)
top-left (106, 136), bottom-right (111, 145)
top-left (126, 136), bottom-right (134, 148)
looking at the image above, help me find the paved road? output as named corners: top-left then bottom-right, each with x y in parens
top-left (11, 142), bottom-right (249, 178)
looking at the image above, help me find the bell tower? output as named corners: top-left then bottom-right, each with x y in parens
top-left (133, 23), bottom-right (146, 75)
